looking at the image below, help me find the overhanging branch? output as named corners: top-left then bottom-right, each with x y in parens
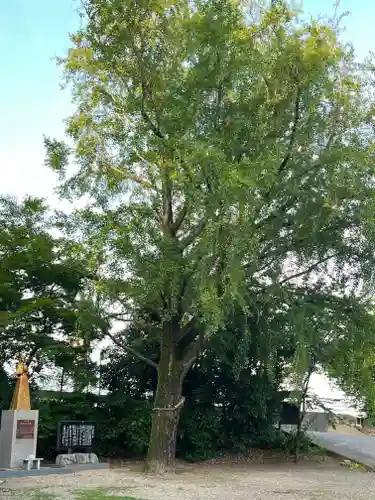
top-left (141, 106), bottom-right (164, 139)
top-left (26, 346), bottom-right (40, 367)
top-left (278, 253), bottom-right (337, 286)
top-left (180, 217), bottom-right (208, 249)
top-left (140, 60), bottom-right (164, 139)
top-left (106, 164), bottom-right (156, 191)
top-left (278, 86), bottom-right (301, 174)
top-left (132, 34), bottom-right (165, 140)
top-left (182, 330), bottom-right (206, 377)
top-left (106, 330), bottom-right (158, 370)
top-left (172, 203), bottom-right (188, 235)
top-left (106, 313), bottom-right (132, 322)
top-left (259, 86), bottom-right (302, 203)
top-left (176, 315), bottom-right (197, 344)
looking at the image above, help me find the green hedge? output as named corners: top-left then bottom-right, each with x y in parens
top-left (34, 391), bottom-right (302, 462)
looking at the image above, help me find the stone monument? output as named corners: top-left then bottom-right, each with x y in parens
top-left (0, 359), bottom-right (39, 469)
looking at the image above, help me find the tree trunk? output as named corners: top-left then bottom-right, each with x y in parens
top-left (294, 419), bottom-right (302, 463)
top-left (59, 368), bottom-right (65, 397)
top-left (146, 333), bottom-right (185, 473)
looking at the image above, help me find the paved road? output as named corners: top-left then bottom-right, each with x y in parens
top-left (309, 431), bottom-right (375, 468)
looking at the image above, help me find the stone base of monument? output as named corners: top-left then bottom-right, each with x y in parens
top-left (55, 453), bottom-right (99, 467)
top-left (0, 410), bottom-right (39, 469)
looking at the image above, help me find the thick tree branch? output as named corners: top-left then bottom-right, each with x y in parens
top-left (176, 315), bottom-right (197, 344)
top-left (161, 165), bottom-right (173, 233)
top-left (214, 52), bottom-right (225, 131)
top-left (259, 86), bottom-right (302, 204)
top-left (278, 253), bottom-right (337, 286)
top-left (180, 217), bottom-right (208, 249)
top-left (106, 164), bottom-right (156, 191)
top-left (255, 149), bottom-right (329, 233)
top-left (26, 346), bottom-right (40, 367)
top-left (250, 215), bottom-right (350, 280)
top-left (181, 330), bottom-right (206, 377)
top-left (106, 313), bottom-right (132, 322)
top-left (323, 104), bottom-right (341, 152)
top-left (171, 203), bottom-right (188, 235)
top-left (25, 315), bottom-right (49, 366)
top-left (106, 330), bottom-right (158, 370)
top-left (131, 33), bottom-right (165, 140)
top-left (255, 197), bottom-right (296, 231)
top-left (247, 251), bottom-right (286, 278)
top-left (278, 86), bottom-right (302, 174)
top-left (177, 276), bottom-right (188, 319)
top-left (140, 105), bottom-right (164, 139)
top-left (212, 215), bottom-right (231, 297)
top-left (139, 55), bottom-right (164, 139)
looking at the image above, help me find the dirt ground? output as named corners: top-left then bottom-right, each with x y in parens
top-left (2, 459), bottom-right (375, 500)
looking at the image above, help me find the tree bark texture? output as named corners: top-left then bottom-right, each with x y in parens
top-left (146, 328), bottom-right (185, 473)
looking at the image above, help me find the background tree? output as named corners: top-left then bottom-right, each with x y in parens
top-left (0, 196), bottom-right (97, 387)
top-left (46, 0), bottom-right (375, 471)
top-left (0, 367), bottom-right (12, 409)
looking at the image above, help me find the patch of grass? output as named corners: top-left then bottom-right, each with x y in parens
top-left (348, 461), bottom-right (369, 472)
top-left (339, 458), bottom-right (371, 472)
top-left (30, 491), bottom-right (58, 500)
top-left (75, 488), bottom-right (141, 500)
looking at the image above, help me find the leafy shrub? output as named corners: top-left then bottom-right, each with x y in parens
top-left (96, 396), bottom-right (152, 458)
top-left (35, 393), bottom-right (107, 459)
top-left (35, 392), bottom-right (152, 459)
top-left (178, 404), bottom-right (223, 461)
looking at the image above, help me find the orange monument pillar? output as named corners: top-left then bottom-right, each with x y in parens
top-left (10, 358), bottom-right (31, 411)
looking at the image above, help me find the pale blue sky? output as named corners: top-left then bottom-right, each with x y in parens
top-left (0, 0), bottom-right (374, 203)
top-left (0, 0), bottom-right (79, 202)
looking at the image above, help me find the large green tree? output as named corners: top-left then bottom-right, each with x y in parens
top-left (46, 1), bottom-right (375, 470)
top-left (0, 196), bottom-right (97, 386)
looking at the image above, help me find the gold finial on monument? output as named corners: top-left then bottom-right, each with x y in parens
top-left (10, 357), bottom-right (31, 411)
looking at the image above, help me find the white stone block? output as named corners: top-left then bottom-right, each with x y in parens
top-left (55, 452), bottom-right (99, 466)
top-left (0, 410), bottom-right (39, 469)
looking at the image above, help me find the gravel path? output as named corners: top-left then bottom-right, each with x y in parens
top-left (1, 462), bottom-right (375, 499)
